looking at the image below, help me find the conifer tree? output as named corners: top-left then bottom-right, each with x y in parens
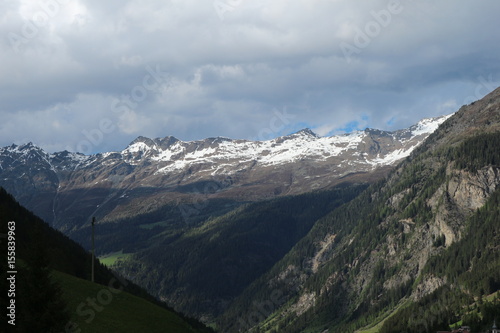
top-left (18, 229), bottom-right (69, 332)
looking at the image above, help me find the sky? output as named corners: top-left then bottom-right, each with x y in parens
top-left (1, 0), bottom-right (500, 154)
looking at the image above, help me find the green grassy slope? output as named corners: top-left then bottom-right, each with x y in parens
top-left (98, 250), bottom-right (132, 267)
top-left (53, 270), bottom-right (199, 333)
top-left (1, 187), bottom-right (214, 332)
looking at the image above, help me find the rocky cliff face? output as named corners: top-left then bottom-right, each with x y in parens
top-left (430, 166), bottom-right (500, 245)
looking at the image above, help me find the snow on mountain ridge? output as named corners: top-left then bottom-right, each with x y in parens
top-left (0, 114), bottom-right (451, 174)
top-left (410, 114), bottom-right (453, 136)
top-left (125, 115), bottom-right (451, 172)
top-left (148, 128), bottom-right (369, 174)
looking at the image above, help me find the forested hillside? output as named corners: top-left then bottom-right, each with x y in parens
top-left (217, 88), bottom-right (500, 332)
top-left (113, 184), bottom-right (368, 320)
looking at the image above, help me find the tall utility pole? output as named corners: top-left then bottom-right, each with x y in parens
top-left (91, 216), bottom-right (95, 283)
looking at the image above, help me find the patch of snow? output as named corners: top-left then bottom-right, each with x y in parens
top-left (411, 114), bottom-right (453, 136)
top-left (122, 141), bottom-right (152, 154)
top-left (370, 147), bottom-right (415, 166)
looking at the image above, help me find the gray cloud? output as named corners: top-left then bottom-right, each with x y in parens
top-left (1, 0), bottom-right (499, 153)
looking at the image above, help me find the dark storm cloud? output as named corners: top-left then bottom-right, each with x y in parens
top-left (1, 0), bottom-right (499, 153)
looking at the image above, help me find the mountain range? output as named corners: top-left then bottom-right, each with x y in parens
top-left (0, 114), bottom-right (449, 231)
top-left (1, 88), bottom-right (500, 332)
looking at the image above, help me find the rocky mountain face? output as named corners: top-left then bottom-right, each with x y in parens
top-left (0, 115), bottom-right (448, 233)
top-left (218, 88), bottom-right (500, 332)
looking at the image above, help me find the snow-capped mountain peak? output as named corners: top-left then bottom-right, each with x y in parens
top-left (285, 128), bottom-right (319, 138)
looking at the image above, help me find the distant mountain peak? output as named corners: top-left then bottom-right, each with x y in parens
top-left (298, 128), bottom-right (318, 136)
top-left (7, 142), bottom-right (36, 151)
top-left (20, 142), bottom-right (35, 148)
top-left (2, 142), bottom-right (48, 158)
top-left (286, 128), bottom-right (319, 138)
top-left (131, 136), bottom-right (152, 143)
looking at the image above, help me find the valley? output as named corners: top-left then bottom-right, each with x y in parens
top-left (1, 89), bottom-right (500, 332)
